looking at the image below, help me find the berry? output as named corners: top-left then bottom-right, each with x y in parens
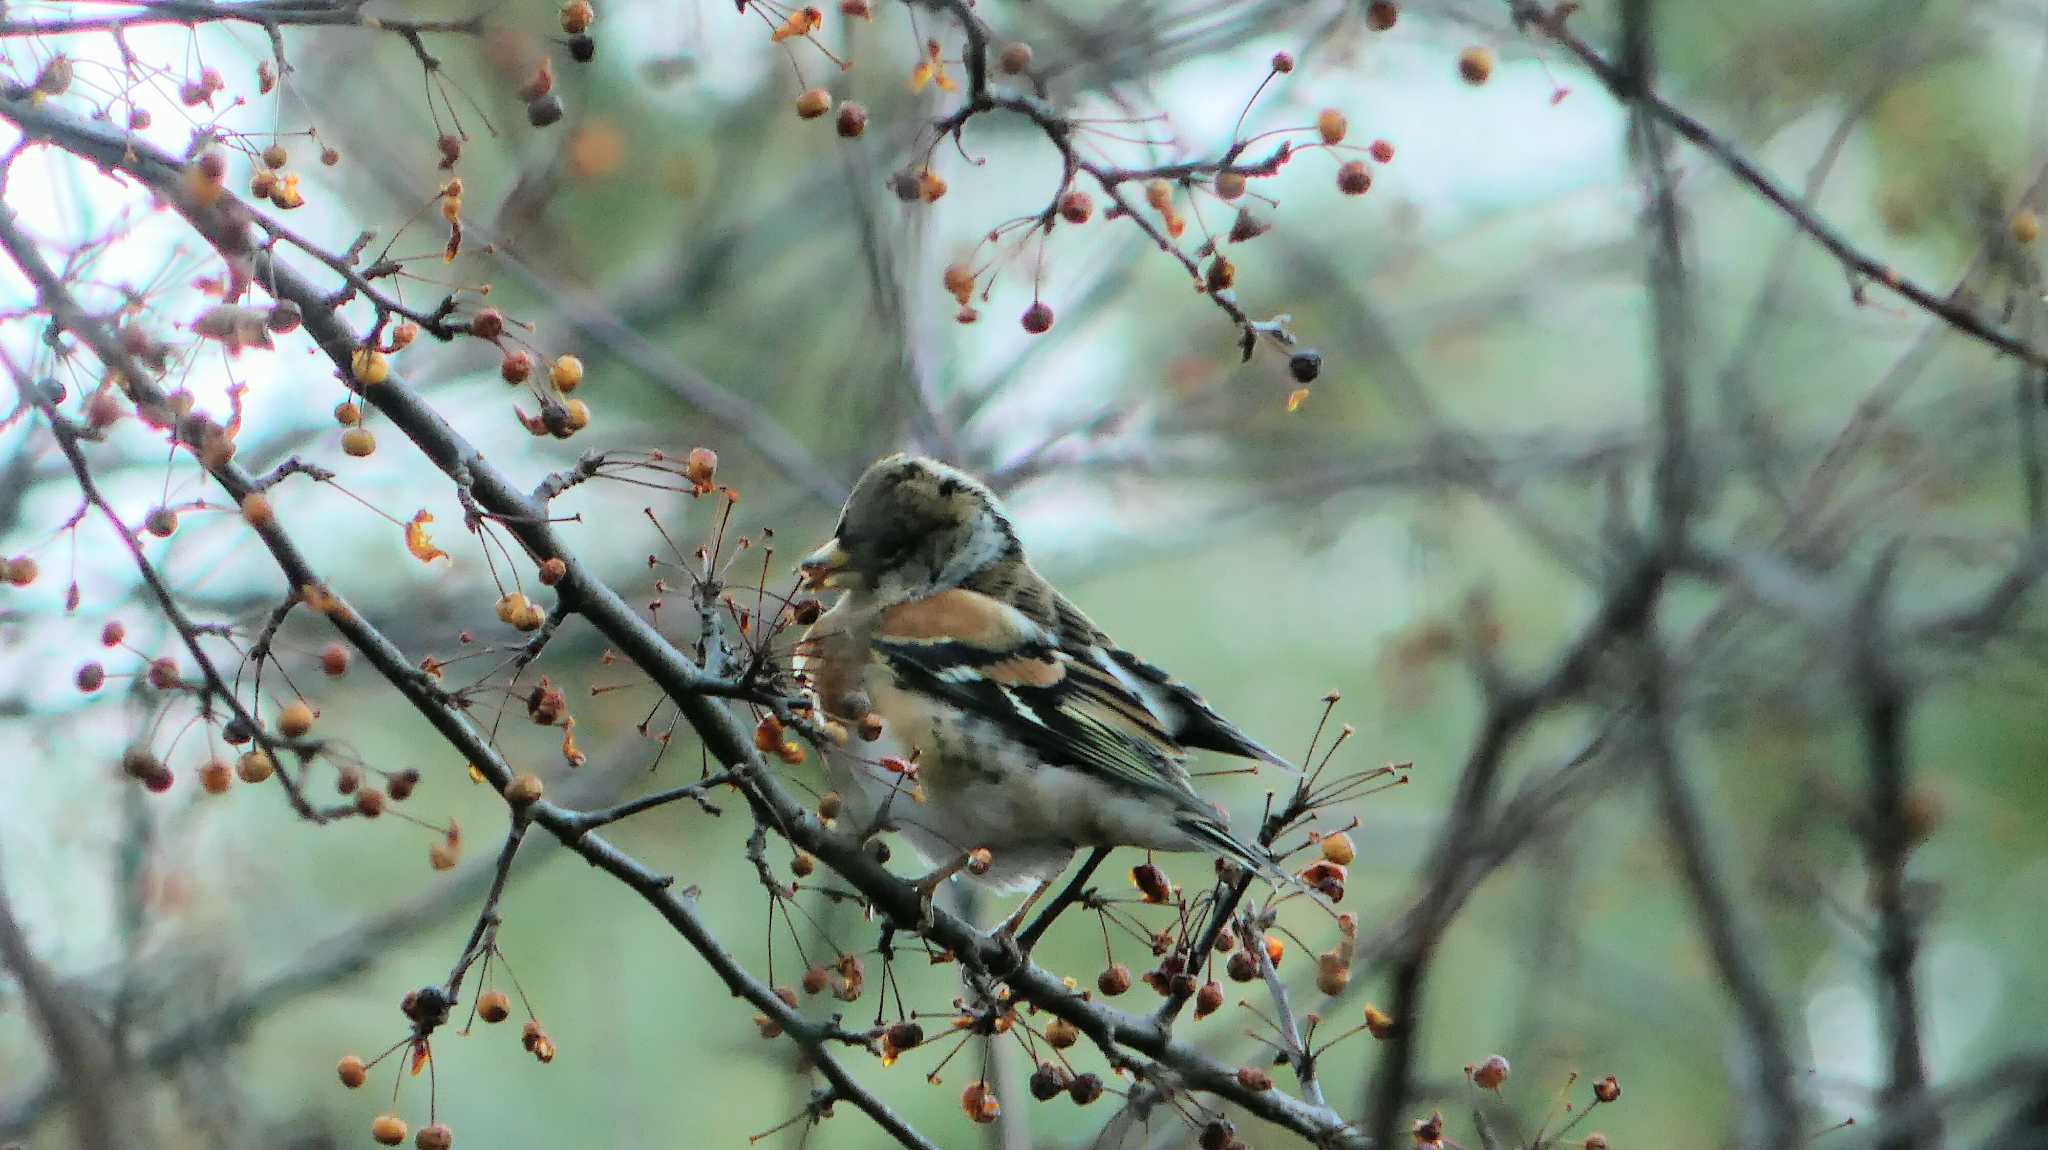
top-left (1320, 831), bottom-right (1355, 864)
top-left (960, 1081), bottom-right (1000, 1124)
top-left (1471, 1053), bottom-right (1510, 1091)
top-left (1459, 46), bottom-right (1495, 85)
top-left (1044, 1017), bottom-right (1079, 1048)
top-left (501, 350), bottom-right (533, 384)
top-left (1289, 349), bottom-right (1322, 383)
top-left (1337, 161), bottom-right (1372, 195)
top-left (1370, 139), bottom-right (1395, 163)
top-left (388, 768), bottom-right (420, 800)
top-left (1194, 980), bottom-right (1225, 1018)
top-left (1029, 1061), bottom-right (1071, 1100)
top-left (1317, 108), bottom-right (1348, 145)
top-left (351, 347), bottom-right (389, 386)
top-left (76, 662), bottom-right (104, 692)
top-left (355, 787), bottom-right (386, 817)
top-left (278, 699), bottom-right (315, 738)
top-left (337, 1054), bottom-right (368, 1088)
top-left (685, 447), bottom-right (718, 488)
top-left (1021, 300), bottom-right (1054, 334)
top-left (469, 308), bottom-right (505, 339)
top-left (550, 355), bottom-right (584, 391)
top-left (1236, 1066), bottom-right (1273, 1091)
top-left (1058, 189), bottom-right (1094, 223)
top-left (479, 989), bottom-right (512, 1023)
top-left (1068, 1073), bottom-right (1104, 1105)
top-left (238, 750), bottom-right (276, 783)
top-left (1097, 963), bottom-right (1132, 996)
top-left (321, 644), bottom-right (350, 676)
top-left (200, 759), bottom-right (233, 794)
top-left (835, 101), bottom-right (868, 138)
top-left (416, 1124), bottom-right (454, 1150)
top-left (2015, 209), bottom-right (2041, 246)
top-left (341, 427), bottom-right (376, 457)
top-left (1593, 1074), bottom-right (1621, 1103)
top-left (998, 42), bottom-right (1033, 74)
top-left (506, 772), bottom-right (544, 804)
top-left (1366, 1), bottom-right (1398, 30)
top-left (5, 556), bottom-right (39, 587)
top-left (1270, 51), bottom-right (1294, 74)
top-left (372, 1114), bottom-right (407, 1146)
top-left (147, 657), bottom-right (182, 690)
top-left (539, 557), bottom-right (569, 585)
top-left (527, 94), bottom-right (565, 127)
top-left (262, 144), bottom-right (288, 169)
top-left (569, 35), bottom-right (596, 62)
top-left (796, 88), bottom-right (832, 119)
top-left (561, 0), bottom-right (594, 34)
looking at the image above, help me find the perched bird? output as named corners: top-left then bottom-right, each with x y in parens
top-left (794, 454), bottom-right (1290, 930)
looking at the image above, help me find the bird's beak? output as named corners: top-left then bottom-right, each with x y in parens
top-left (798, 537), bottom-right (852, 589)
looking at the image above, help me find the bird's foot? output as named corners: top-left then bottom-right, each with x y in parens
top-left (909, 853), bottom-right (970, 932)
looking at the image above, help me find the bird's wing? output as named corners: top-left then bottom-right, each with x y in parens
top-left (1026, 583), bottom-right (1296, 772)
top-left (871, 589), bottom-right (1212, 812)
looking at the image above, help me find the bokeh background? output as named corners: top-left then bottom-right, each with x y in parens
top-left (4, 0), bottom-right (2048, 1147)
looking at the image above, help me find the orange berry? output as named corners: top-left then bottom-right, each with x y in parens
top-left (355, 787), bottom-right (386, 818)
top-left (1236, 1066), bottom-right (1274, 1091)
top-left (321, 644), bottom-right (350, 676)
top-left (278, 699), bottom-right (315, 738)
top-left (561, 0), bottom-right (594, 34)
top-left (337, 1054), bottom-right (368, 1088)
top-left (539, 557), bottom-right (568, 586)
top-left (341, 427), bottom-right (376, 457)
top-left (1194, 980), bottom-right (1225, 1018)
top-left (1058, 190), bottom-right (1093, 223)
top-left (1320, 831), bottom-right (1355, 865)
top-left (372, 1114), bottom-right (407, 1146)
top-left (4, 556), bottom-right (38, 587)
top-left (478, 989), bottom-right (512, 1023)
top-left (796, 88), bottom-right (832, 119)
top-left (1370, 138), bottom-right (1395, 163)
top-left (960, 1080), bottom-right (1001, 1124)
top-left (351, 347), bottom-right (389, 386)
top-left (199, 759), bottom-right (233, 794)
top-left (1364, 1003), bottom-right (1395, 1038)
top-left (500, 350), bottom-right (533, 384)
top-left (334, 401), bottom-right (361, 426)
top-left (2015, 209), bottom-right (2041, 246)
top-left (468, 308), bottom-right (505, 340)
top-left (549, 355), bottom-right (584, 391)
top-left (1459, 46), bottom-right (1494, 85)
top-left (1045, 1017), bottom-right (1079, 1049)
top-left (1337, 161), bottom-right (1372, 195)
top-left (1316, 108), bottom-right (1348, 145)
top-left (237, 750), bottom-right (276, 783)
top-left (1366, 0), bottom-right (1398, 30)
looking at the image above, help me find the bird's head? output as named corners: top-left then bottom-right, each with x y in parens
top-left (799, 454), bottom-right (1019, 605)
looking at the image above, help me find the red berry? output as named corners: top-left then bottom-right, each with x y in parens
top-left (1020, 301), bottom-right (1054, 334)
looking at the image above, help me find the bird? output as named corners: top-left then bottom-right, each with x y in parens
top-left (792, 453), bottom-right (1292, 934)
